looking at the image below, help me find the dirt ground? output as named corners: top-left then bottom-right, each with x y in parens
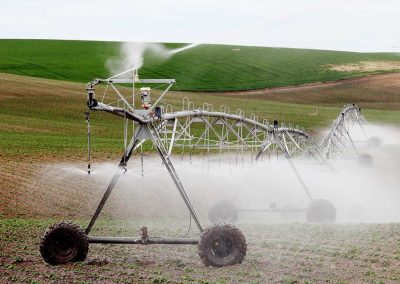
top-left (212, 73), bottom-right (400, 111)
top-left (327, 61), bottom-right (400, 72)
top-left (2, 144), bottom-right (400, 283)
top-left (2, 72), bottom-right (400, 112)
top-left (1, 219), bottom-right (400, 284)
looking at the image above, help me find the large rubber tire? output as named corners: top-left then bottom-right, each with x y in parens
top-left (198, 224), bottom-right (246, 267)
top-left (208, 200), bottom-right (238, 224)
top-left (40, 222), bottom-right (89, 265)
top-left (305, 199), bottom-right (336, 223)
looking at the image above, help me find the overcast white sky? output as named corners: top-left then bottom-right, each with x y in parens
top-left (1, 0), bottom-right (399, 52)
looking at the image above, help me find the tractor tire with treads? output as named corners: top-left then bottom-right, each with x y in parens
top-left (198, 224), bottom-right (246, 267)
top-left (40, 221), bottom-right (89, 265)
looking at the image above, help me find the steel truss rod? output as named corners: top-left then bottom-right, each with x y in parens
top-left (168, 118), bottom-right (178, 156)
top-left (238, 208), bottom-right (306, 213)
top-left (220, 118), bottom-right (248, 147)
top-left (150, 83), bottom-right (174, 111)
top-left (232, 126), bottom-right (316, 203)
top-left (274, 135), bottom-right (314, 202)
top-left (109, 84), bottom-right (135, 112)
top-left (255, 137), bottom-right (274, 160)
top-left (320, 104), bottom-right (364, 159)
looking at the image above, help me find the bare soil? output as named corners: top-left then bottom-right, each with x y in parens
top-left (1, 155), bottom-right (400, 283)
top-left (327, 61), bottom-right (400, 72)
top-left (211, 73), bottom-right (400, 110)
top-left (1, 219), bottom-right (400, 284)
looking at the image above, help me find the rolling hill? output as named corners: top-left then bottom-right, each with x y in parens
top-left (0, 39), bottom-right (399, 91)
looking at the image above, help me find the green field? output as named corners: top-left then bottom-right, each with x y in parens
top-left (1, 39), bottom-right (400, 91)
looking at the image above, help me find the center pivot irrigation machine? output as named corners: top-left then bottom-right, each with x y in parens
top-left (40, 68), bottom-right (369, 267)
top-left (40, 69), bottom-right (247, 267)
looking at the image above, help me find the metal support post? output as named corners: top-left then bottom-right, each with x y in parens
top-left (85, 112), bottom-right (91, 175)
top-left (273, 126), bottom-right (314, 203)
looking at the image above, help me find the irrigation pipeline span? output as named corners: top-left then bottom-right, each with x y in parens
top-left (86, 69), bottom-right (367, 163)
top-left (89, 98), bottom-right (364, 164)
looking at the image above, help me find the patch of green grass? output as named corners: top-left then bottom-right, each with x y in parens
top-left (363, 109), bottom-right (400, 125)
top-left (1, 39), bottom-right (400, 91)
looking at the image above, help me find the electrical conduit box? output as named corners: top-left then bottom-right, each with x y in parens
top-left (140, 87), bottom-right (151, 109)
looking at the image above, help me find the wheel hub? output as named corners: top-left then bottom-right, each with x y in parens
top-left (53, 233), bottom-right (75, 258)
top-left (212, 236), bottom-right (233, 258)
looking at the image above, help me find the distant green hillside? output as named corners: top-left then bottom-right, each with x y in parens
top-left (0, 39), bottom-right (399, 91)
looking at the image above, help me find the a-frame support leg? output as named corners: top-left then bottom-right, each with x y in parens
top-left (85, 125), bottom-right (143, 234)
top-left (255, 130), bottom-right (314, 203)
top-left (85, 123), bottom-right (204, 235)
top-left (273, 135), bottom-right (314, 202)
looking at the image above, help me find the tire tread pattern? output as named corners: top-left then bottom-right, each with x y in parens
top-left (40, 221), bottom-right (88, 265)
top-left (198, 224), bottom-right (246, 267)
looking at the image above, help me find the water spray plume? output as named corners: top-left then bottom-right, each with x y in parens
top-left (167, 43), bottom-right (201, 55)
top-left (42, 120), bottom-right (400, 224)
top-left (106, 42), bottom-right (200, 75)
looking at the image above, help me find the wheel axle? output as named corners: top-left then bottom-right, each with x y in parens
top-left (88, 236), bottom-right (198, 245)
